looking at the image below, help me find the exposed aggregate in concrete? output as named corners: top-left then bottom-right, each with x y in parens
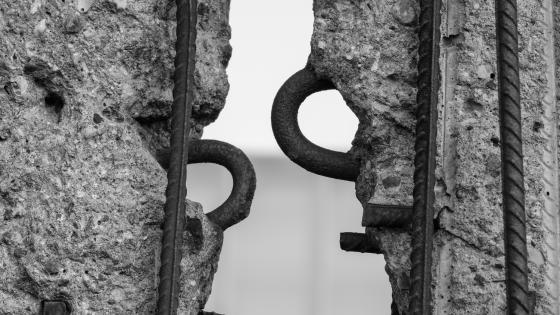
top-left (309, 0), bottom-right (559, 313)
top-left (0, 0), bottom-right (231, 313)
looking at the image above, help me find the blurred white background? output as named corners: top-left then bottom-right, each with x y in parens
top-left (189, 1), bottom-right (392, 314)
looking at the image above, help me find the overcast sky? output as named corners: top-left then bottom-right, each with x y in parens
top-left (203, 0), bottom-right (359, 155)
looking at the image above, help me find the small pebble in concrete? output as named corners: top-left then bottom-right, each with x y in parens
top-left (64, 14), bottom-right (84, 34)
top-left (34, 19), bottom-right (47, 35)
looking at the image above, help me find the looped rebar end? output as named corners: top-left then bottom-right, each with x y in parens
top-left (157, 139), bottom-right (256, 231)
top-left (271, 66), bottom-right (360, 182)
top-left (188, 139), bottom-right (256, 230)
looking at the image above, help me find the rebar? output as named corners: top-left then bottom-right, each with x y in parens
top-left (409, 0), bottom-right (441, 313)
top-left (271, 66), bottom-right (360, 182)
top-left (339, 232), bottom-right (382, 254)
top-left (494, 0), bottom-right (530, 312)
top-left (157, 0), bottom-right (197, 313)
top-left (156, 140), bottom-right (256, 230)
top-left (186, 140), bottom-right (256, 230)
top-left (361, 204), bottom-right (412, 228)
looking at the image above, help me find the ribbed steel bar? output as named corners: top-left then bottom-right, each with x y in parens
top-left (494, 0), bottom-right (530, 313)
top-left (409, 0), bottom-right (441, 313)
top-left (157, 0), bottom-right (197, 313)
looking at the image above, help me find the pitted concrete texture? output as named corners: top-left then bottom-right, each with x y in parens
top-left (310, 0), bottom-right (417, 311)
top-left (310, 0), bottom-right (559, 314)
top-left (0, 0), bottom-right (230, 313)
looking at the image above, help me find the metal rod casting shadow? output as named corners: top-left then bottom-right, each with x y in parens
top-left (157, 139), bottom-right (256, 231)
top-left (271, 66), bottom-right (360, 182)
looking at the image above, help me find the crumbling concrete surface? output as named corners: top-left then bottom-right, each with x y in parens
top-left (310, 0), bottom-right (559, 314)
top-left (0, 0), bottom-right (231, 313)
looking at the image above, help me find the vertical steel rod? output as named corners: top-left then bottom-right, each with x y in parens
top-left (409, 0), bottom-right (441, 314)
top-left (494, 0), bottom-right (530, 313)
top-left (157, 0), bottom-right (197, 314)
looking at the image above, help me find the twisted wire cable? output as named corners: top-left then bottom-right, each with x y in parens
top-left (494, 0), bottom-right (530, 313)
top-left (409, 0), bottom-right (441, 314)
top-left (157, 0), bottom-right (198, 313)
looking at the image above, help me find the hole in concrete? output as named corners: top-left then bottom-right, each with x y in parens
top-left (490, 136), bottom-right (500, 147)
top-left (532, 121), bottom-right (543, 133)
top-left (93, 113), bottom-right (104, 124)
top-left (3, 84), bottom-right (12, 96)
top-left (44, 91), bottom-right (65, 113)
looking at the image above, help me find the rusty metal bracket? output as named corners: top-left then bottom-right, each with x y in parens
top-left (157, 139), bottom-right (256, 231)
top-left (271, 65), bottom-right (360, 182)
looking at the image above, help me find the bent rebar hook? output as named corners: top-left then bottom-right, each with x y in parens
top-left (271, 66), bottom-right (360, 182)
top-left (157, 139), bottom-right (257, 231)
top-left (272, 65), bottom-right (410, 315)
top-left (156, 139), bottom-right (255, 315)
top-left (271, 66), bottom-right (412, 226)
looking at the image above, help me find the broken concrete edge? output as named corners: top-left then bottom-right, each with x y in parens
top-left (309, 0), bottom-right (559, 313)
top-left (0, 0), bottom-right (232, 313)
